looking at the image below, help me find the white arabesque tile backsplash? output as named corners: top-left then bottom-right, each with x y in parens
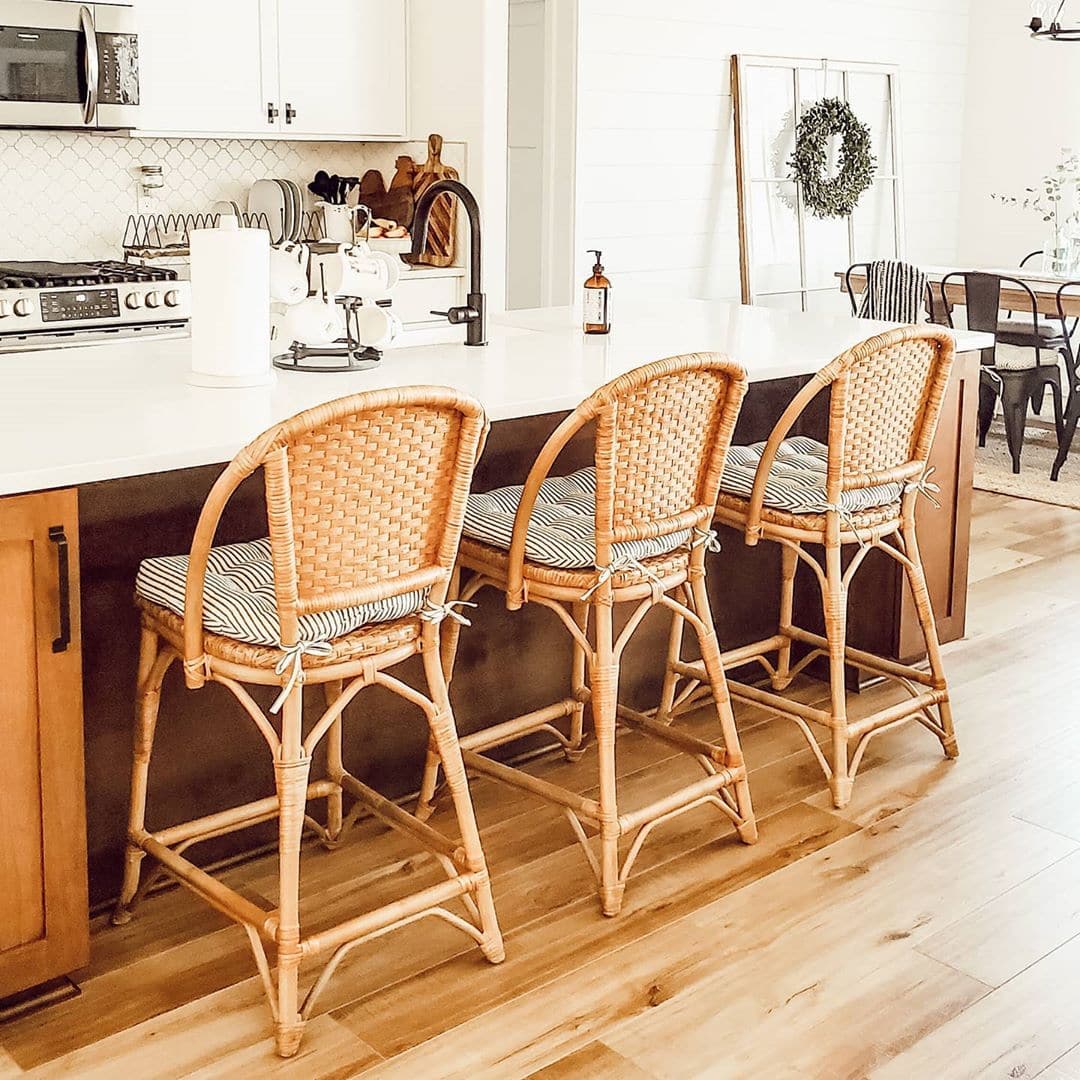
top-left (0, 131), bottom-right (461, 260)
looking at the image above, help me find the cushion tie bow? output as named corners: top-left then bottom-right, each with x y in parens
top-left (270, 640), bottom-right (334, 714)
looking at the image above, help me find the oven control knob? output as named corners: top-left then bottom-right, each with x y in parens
top-left (0, 300), bottom-right (9, 318)
top-left (13, 298), bottom-right (32, 317)
top-left (144, 291), bottom-right (161, 309)
top-left (125, 292), bottom-right (143, 310)
top-left (163, 289), bottom-right (181, 308)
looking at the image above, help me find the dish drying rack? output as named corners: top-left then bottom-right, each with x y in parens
top-left (120, 206), bottom-right (395, 261)
top-left (122, 210), bottom-right (333, 260)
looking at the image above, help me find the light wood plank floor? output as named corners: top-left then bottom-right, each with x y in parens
top-left (5, 490), bottom-right (1080, 1079)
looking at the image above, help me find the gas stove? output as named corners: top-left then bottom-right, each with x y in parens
top-left (0, 261), bottom-right (191, 352)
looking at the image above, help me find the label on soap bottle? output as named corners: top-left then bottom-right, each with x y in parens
top-left (584, 286), bottom-right (609, 326)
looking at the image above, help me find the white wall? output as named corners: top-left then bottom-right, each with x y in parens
top-left (573, 0), bottom-right (972, 303)
top-left (409, 0), bottom-right (510, 311)
top-left (958, 0), bottom-right (1080, 267)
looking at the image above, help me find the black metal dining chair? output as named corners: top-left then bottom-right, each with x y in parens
top-left (1052, 281), bottom-right (1080, 480)
top-left (940, 271), bottom-right (1067, 473)
top-left (845, 260), bottom-right (932, 324)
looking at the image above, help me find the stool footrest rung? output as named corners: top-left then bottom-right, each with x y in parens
top-left (458, 700), bottom-right (578, 754)
top-left (151, 780), bottom-right (338, 848)
top-left (337, 773), bottom-right (467, 868)
top-left (721, 635), bottom-right (789, 670)
top-left (618, 769), bottom-right (738, 834)
top-left (616, 705), bottom-right (730, 765)
top-left (140, 835), bottom-right (276, 941)
top-left (847, 690), bottom-right (946, 740)
top-left (786, 627), bottom-right (936, 687)
top-left (726, 680), bottom-right (832, 725)
top-left (462, 748), bottom-right (601, 819)
top-left (302, 872), bottom-right (483, 960)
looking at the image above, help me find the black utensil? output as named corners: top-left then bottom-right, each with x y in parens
top-left (308, 170), bottom-right (333, 201)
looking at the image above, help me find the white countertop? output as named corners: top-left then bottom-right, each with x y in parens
top-left (0, 300), bottom-right (992, 497)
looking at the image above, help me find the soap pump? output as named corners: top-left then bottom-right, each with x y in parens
top-left (583, 249), bottom-right (611, 335)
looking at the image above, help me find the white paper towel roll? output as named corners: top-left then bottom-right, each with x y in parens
top-left (189, 219), bottom-right (274, 388)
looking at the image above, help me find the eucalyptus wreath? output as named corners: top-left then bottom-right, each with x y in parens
top-left (788, 98), bottom-right (876, 219)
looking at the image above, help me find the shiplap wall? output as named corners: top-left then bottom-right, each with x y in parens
top-left (574, 0), bottom-right (972, 303)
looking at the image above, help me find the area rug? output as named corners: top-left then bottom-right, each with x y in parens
top-left (974, 416), bottom-right (1080, 509)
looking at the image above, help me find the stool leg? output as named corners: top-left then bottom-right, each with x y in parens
top-left (274, 689), bottom-right (311, 1058)
top-left (657, 594), bottom-right (686, 725)
top-left (590, 601), bottom-right (623, 917)
top-left (773, 543), bottom-right (799, 691)
top-left (323, 680), bottom-right (345, 844)
top-left (566, 601), bottom-right (589, 759)
top-left (900, 513), bottom-right (958, 760)
top-left (112, 628), bottom-right (169, 926)
top-left (418, 567), bottom-right (466, 821)
top-left (688, 569), bottom-right (756, 844)
top-left (824, 538), bottom-right (853, 809)
top-left (422, 645), bottom-right (504, 963)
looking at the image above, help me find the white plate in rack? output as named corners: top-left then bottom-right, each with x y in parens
top-left (248, 179), bottom-right (287, 243)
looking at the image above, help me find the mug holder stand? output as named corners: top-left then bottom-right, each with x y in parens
top-left (272, 296), bottom-right (385, 374)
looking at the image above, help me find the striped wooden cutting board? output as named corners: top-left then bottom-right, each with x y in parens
top-left (410, 133), bottom-right (458, 268)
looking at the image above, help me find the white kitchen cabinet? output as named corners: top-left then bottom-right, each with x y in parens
top-left (135, 0), bottom-right (407, 139)
top-left (136, 0), bottom-right (279, 135)
top-left (276, 0), bottom-right (407, 139)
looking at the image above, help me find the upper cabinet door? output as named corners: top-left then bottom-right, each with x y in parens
top-left (136, 0), bottom-right (280, 134)
top-left (276, 0), bottom-right (407, 139)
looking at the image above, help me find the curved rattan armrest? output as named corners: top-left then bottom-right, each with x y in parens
top-left (741, 371), bottom-right (832, 545)
top-left (504, 405), bottom-right (595, 608)
top-left (181, 434), bottom-right (272, 686)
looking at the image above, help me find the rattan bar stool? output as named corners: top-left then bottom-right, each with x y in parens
top-left (662, 326), bottom-right (958, 810)
top-left (418, 354), bottom-right (757, 917)
top-left (111, 388), bottom-right (503, 1057)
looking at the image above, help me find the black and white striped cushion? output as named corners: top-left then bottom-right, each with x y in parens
top-left (858, 260), bottom-right (928, 325)
top-left (136, 538), bottom-right (427, 648)
top-left (720, 437), bottom-right (904, 515)
top-left (462, 467), bottom-right (690, 571)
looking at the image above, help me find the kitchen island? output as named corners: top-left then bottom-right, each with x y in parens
top-left (0, 300), bottom-right (989, 997)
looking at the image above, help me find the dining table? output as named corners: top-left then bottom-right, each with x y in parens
top-left (838, 264), bottom-right (1080, 481)
top-left (838, 264), bottom-right (1080, 319)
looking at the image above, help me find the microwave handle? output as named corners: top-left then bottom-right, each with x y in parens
top-left (80, 5), bottom-right (98, 124)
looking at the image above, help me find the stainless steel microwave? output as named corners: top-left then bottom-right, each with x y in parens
top-left (0, 1), bottom-right (139, 129)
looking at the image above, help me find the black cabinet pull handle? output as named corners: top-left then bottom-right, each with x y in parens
top-left (285, 103), bottom-right (296, 124)
top-left (267, 101), bottom-right (279, 124)
top-left (48, 525), bottom-right (71, 654)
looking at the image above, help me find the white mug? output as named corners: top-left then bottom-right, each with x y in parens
top-left (315, 249), bottom-right (387, 300)
top-left (269, 242), bottom-right (309, 305)
top-left (352, 305), bottom-right (402, 349)
top-left (273, 297), bottom-right (342, 349)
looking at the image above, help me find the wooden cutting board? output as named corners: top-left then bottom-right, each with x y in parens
top-left (409, 133), bottom-right (459, 267)
top-left (357, 169), bottom-right (414, 229)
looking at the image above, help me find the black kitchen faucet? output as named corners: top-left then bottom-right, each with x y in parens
top-left (409, 179), bottom-right (486, 346)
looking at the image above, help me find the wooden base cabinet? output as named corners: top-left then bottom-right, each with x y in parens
top-left (0, 489), bottom-right (87, 999)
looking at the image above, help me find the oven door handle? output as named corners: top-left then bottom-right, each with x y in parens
top-left (80, 5), bottom-right (99, 125)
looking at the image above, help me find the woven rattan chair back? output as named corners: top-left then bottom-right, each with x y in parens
top-left (602, 360), bottom-right (745, 544)
top-left (741, 326), bottom-right (954, 538)
top-left (182, 387), bottom-right (487, 659)
top-left (829, 328), bottom-right (952, 488)
top-left (503, 354), bottom-right (746, 595)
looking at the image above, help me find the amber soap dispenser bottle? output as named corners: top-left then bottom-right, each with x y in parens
top-left (583, 249), bottom-right (611, 334)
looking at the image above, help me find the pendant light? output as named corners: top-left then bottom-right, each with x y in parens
top-left (1029, 0), bottom-right (1080, 40)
